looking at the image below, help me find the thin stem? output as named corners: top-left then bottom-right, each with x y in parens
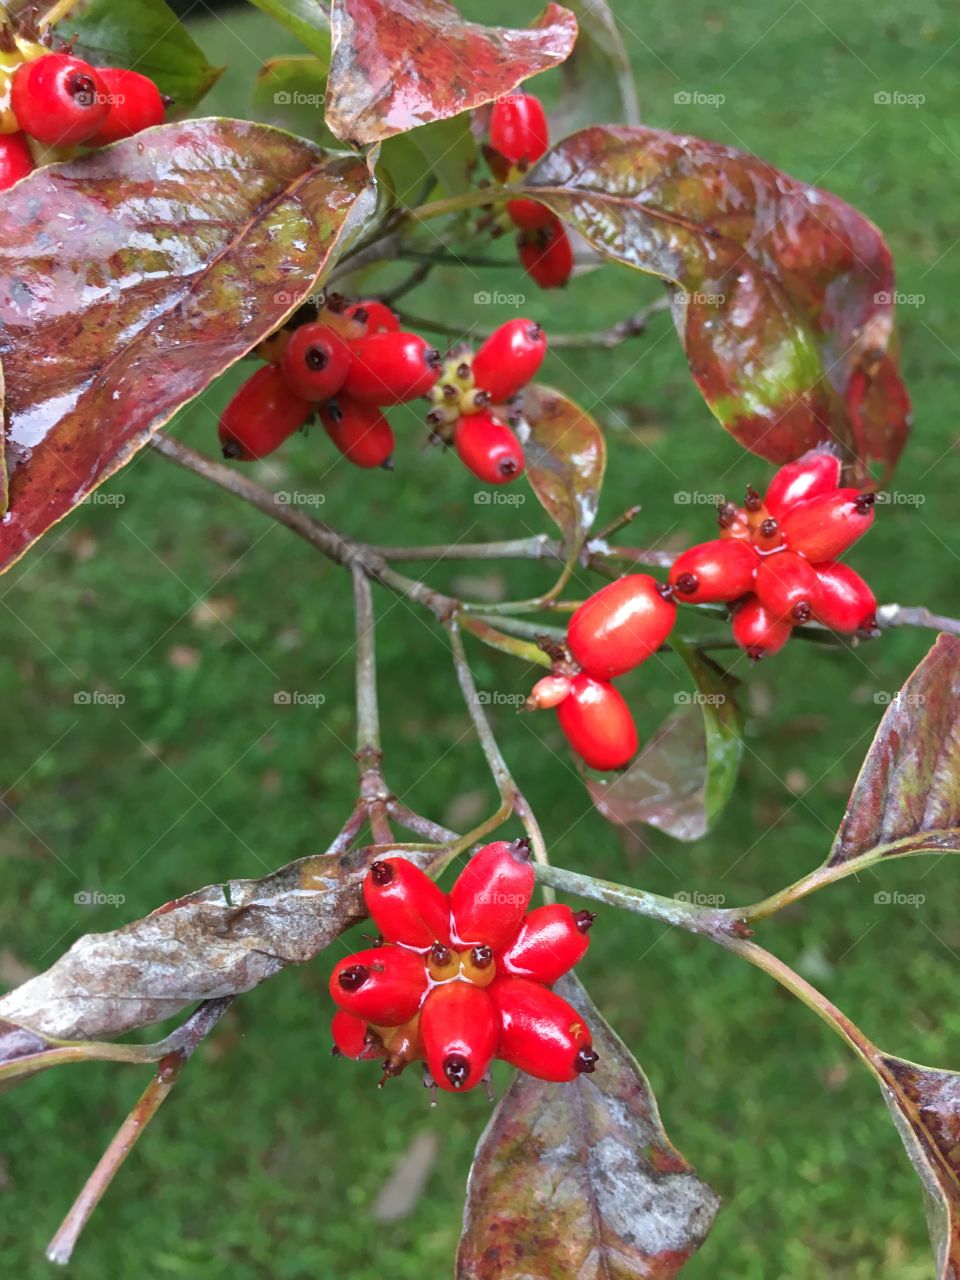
top-left (459, 614), bottom-right (552, 668)
top-left (324, 801), bottom-right (368, 856)
top-left (470, 614), bottom-right (568, 645)
top-left (38, 0), bottom-right (81, 29)
top-left (387, 802), bottom-right (459, 844)
top-left (378, 261), bottom-right (434, 305)
top-left (449, 622), bottom-right (516, 801)
top-left (395, 296), bottom-right (670, 350)
top-left (372, 534), bottom-right (559, 562)
top-left (878, 603), bottom-right (960, 636)
top-left (353, 568), bottom-right (380, 755)
top-left (594, 505), bottom-right (642, 542)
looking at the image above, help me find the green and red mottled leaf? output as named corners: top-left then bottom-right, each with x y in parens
top-left (457, 973), bottom-right (719, 1278)
top-left (0, 121), bottom-right (373, 576)
top-left (521, 383), bottom-right (606, 556)
top-left (55, 0), bottom-right (223, 113)
top-left (827, 632), bottom-right (960, 869)
top-left (325, 0), bottom-right (578, 145)
top-left (525, 125), bottom-right (910, 473)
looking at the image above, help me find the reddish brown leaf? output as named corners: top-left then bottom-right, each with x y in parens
top-left (526, 126), bottom-right (910, 471)
top-left (0, 121), bottom-right (373, 575)
top-left (457, 974), bottom-right (719, 1278)
top-left (325, 0), bottom-right (577, 145)
top-left (521, 383), bottom-right (605, 555)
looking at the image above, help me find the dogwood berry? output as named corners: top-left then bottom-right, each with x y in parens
top-left (219, 365), bottom-right (312, 461)
top-left (567, 574), bottom-right (676, 679)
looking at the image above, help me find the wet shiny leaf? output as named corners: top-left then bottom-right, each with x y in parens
top-left (521, 383), bottom-right (606, 555)
top-left (247, 0), bottom-right (333, 59)
top-left (0, 121), bottom-right (373, 575)
top-left (671, 638), bottom-right (743, 827)
top-left (554, 0), bottom-right (639, 133)
top-left (458, 973), bottom-right (719, 1278)
top-left (526, 126), bottom-right (910, 471)
top-left (325, 0), bottom-right (578, 145)
top-left (57, 0), bottom-right (223, 112)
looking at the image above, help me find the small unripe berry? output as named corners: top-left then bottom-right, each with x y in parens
top-left (526, 674), bottom-right (571, 710)
top-left (780, 489), bottom-right (875, 562)
top-left (329, 945), bottom-right (427, 1026)
top-left (471, 318), bottom-right (546, 402)
top-left (280, 322), bottom-right (352, 401)
top-left (454, 411), bottom-right (525, 485)
top-left (754, 550), bottom-right (823, 623)
top-left (450, 839), bottom-right (535, 950)
top-left (669, 538), bottom-right (757, 603)
top-left (763, 446), bottom-right (841, 517)
top-left (420, 982), bottom-right (498, 1092)
top-left (321, 397), bottom-right (395, 469)
top-left (731, 596), bottom-right (792, 659)
top-left (500, 903), bottom-right (594, 984)
top-left (343, 331), bottom-right (441, 404)
top-left (11, 53), bottom-right (109, 145)
top-left (555, 674), bottom-right (638, 771)
top-left (0, 131), bottom-right (33, 189)
top-left (87, 67), bottom-right (166, 144)
top-left (489, 92), bottom-right (549, 166)
top-left (363, 857), bottom-right (451, 949)
top-left (218, 364), bottom-right (312, 461)
top-left (567, 574), bottom-right (676, 679)
top-left (517, 217), bottom-right (573, 289)
top-left (489, 976), bottom-right (597, 1082)
top-left (813, 561), bottom-right (878, 633)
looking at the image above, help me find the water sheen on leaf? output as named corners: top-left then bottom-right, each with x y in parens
top-left (325, 0), bottom-right (577, 145)
top-left (526, 126), bottom-right (910, 472)
top-left (458, 973), bottom-right (719, 1278)
top-left (0, 121), bottom-right (373, 575)
top-left (521, 383), bottom-right (606, 555)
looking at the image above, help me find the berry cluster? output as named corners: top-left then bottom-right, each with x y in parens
top-left (670, 447), bottom-right (878, 658)
top-left (527, 575), bottom-right (677, 770)
top-left (487, 92), bottom-right (573, 290)
top-left (329, 841), bottom-right (598, 1094)
top-left (0, 34), bottom-right (167, 190)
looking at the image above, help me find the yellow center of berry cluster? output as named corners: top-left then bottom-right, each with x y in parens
top-left (426, 354), bottom-right (490, 430)
top-left (425, 942), bottom-right (496, 988)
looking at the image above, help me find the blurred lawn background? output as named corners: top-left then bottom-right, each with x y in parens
top-left (2, 1), bottom-right (959, 1276)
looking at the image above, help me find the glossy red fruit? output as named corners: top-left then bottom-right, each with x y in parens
top-left (731, 596), bottom-right (792, 659)
top-left (0, 132), bottom-right (33, 189)
top-left (505, 197), bottom-right (554, 231)
top-left (489, 976), bottom-right (598, 1081)
top-left (518, 217), bottom-right (573, 289)
top-left (450, 839), bottom-right (535, 950)
top-left (363, 857), bottom-right (451, 949)
top-left (345, 299), bottom-right (399, 334)
top-left (717, 501), bottom-right (751, 541)
top-left (219, 364), bottom-right (312, 461)
top-left (780, 489), bottom-right (875, 562)
top-left (321, 397), bottom-right (395, 469)
top-left (669, 538), bottom-right (758, 603)
top-left (556, 674), bottom-right (638, 771)
top-left (813, 562), bottom-right (878, 633)
top-left (499, 904), bottom-right (594, 984)
top-left (454, 411), bottom-right (525, 485)
top-left (420, 982), bottom-right (499, 1092)
top-left (472, 319), bottom-right (547, 401)
top-left (11, 53), bottom-right (108, 145)
top-left (280, 322), bottom-right (352, 401)
top-left (754, 551), bottom-right (823, 623)
top-left (331, 1010), bottom-right (380, 1060)
top-left (567, 574), bottom-right (676, 679)
top-left (343, 331), bottom-right (441, 404)
top-left (489, 92), bottom-right (549, 166)
top-left (87, 67), bottom-right (165, 144)
top-left (764, 447), bottom-right (841, 517)
top-left (329, 945), bottom-right (427, 1026)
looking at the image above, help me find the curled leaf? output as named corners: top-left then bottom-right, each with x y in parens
top-left (247, 0), bottom-right (333, 60)
top-left (325, 0), bottom-right (578, 145)
top-left (521, 383), bottom-right (606, 555)
top-left (554, 0), bottom-right (639, 133)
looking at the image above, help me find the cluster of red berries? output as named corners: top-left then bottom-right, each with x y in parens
top-left (669, 447), bottom-right (878, 659)
top-left (487, 92), bottom-right (573, 290)
top-left (0, 34), bottom-right (167, 190)
top-left (329, 841), bottom-right (598, 1095)
top-left (219, 297), bottom-right (547, 484)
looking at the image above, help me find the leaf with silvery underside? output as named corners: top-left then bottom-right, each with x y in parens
top-left (521, 383), bottom-right (606, 557)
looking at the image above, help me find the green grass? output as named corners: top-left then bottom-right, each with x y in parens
top-left (1, 1), bottom-right (958, 1276)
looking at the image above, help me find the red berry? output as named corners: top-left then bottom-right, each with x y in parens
top-left (717, 501), bottom-right (751, 541)
top-left (567, 574), bottom-right (676, 679)
top-left (331, 1010), bottom-right (380, 1060)
top-left (489, 92), bottom-right (549, 166)
top-left (363, 857), bottom-right (451, 949)
top-left (11, 53), bottom-right (109, 145)
top-left (420, 982), bottom-right (499, 1092)
top-left (669, 538), bottom-right (757, 603)
top-left (87, 67), bottom-right (165, 145)
top-left (471, 318), bottom-right (546, 402)
top-left (499, 903), bottom-right (594, 984)
top-left (489, 976), bottom-right (598, 1081)
top-left (526, 674), bottom-right (571, 710)
top-left (764, 446), bottom-right (842, 517)
top-left (0, 132), bottom-right (33, 189)
top-left (754, 550), bottom-right (823, 623)
top-left (345, 299), bottom-right (399, 334)
top-left (343, 331), bottom-right (441, 404)
top-left (556, 674), bottom-right (638, 771)
top-left (780, 489), bottom-right (875, 562)
top-left (505, 197), bottom-right (554, 231)
top-left (219, 364), bottom-right (312, 461)
top-left (329, 945), bottom-right (427, 1026)
top-left (280, 322), bottom-right (352, 401)
top-left (518, 217), bottom-right (573, 289)
top-left (454, 411), bottom-right (525, 485)
top-left (731, 596), bottom-right (792, 660)
top-left (321, 397), bottom-right (394, 469)
top-left (450, 839), bottom-right (535, 950)
top-left (813, 562), bottom-right (878, 633)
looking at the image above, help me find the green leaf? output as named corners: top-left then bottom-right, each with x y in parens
top-left (554, 0), bottom-right (639, 133)
top-left (671, 636), bottom-right (743, 826)
top-left (57, 0), bottom-right (223, 113)
top-left (247, 0), bottom-right (333, 60)
top-left (252, 55), bottom-right (340, 147)
top-left (379, 114), bottom-right (478, 205)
